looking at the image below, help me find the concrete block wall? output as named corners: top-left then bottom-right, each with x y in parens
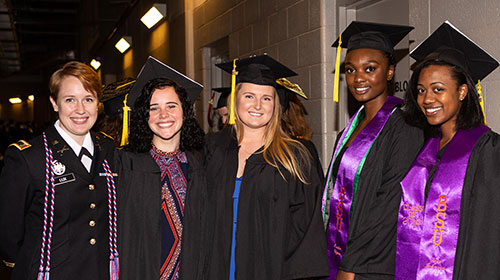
top-left (409, 0), bottom-right (500, 132)
top-left (192, 0), bottom-right (339, 169)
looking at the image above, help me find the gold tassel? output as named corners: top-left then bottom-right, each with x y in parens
top-left (120, 94), bottom-right (131, 146)
top-left (477, 79), bottom-right (487, 125)
top-left (228, 58), bottom-right (238, 125)
top-left (333, 34), bottom-right (343, 103)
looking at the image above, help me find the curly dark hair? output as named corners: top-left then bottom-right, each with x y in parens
top-left (127, 78), bottom-right (205, 153)
top-left (402, 59), bottom-right (484, 137)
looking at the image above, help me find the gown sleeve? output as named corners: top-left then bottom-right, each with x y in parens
top-left (0, 146), bottom-right (34, 263)
top-left (282, 145), bottom-right (329, 279)
top-left (453, 131), bottom-right (500, 279)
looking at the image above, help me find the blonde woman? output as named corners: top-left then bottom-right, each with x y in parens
top-left (203, 55), bottom-right (328, 280)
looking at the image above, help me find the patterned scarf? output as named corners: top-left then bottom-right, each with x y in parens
top-left (150, 145), bottom-right (188, 280)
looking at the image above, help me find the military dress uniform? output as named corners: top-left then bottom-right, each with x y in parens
top-left (0, 124), bottom-right (118, 280)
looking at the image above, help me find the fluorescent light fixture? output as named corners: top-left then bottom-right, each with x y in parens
top-left (90, 59), bottom-right (101, 70)
top-left (141, 4), bottom-right (166, 29)
top-left (115, 36), bottom-right (132, 53)
top-left (9, 97), bottom-right (22, 104)
top-left (28, 95), bottom-right (34, 101)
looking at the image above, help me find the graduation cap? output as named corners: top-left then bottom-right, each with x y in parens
top-left (128, 56), bottom-right (203, 108)
top-left (331, 21), bottom-right (414, 102)
top-left (101, 78), bottom-right (136, 117)
top-left (123, 56), bottom-right (203, 145)
top-left (410, 20), bottom-right (499, 124)
top-left (332, 21), bottom-right (414, 55)
top-left (216, 54), bottom-right (297, 124)
top-left (212, 87), bottom-right (231, 109)
top-left (410, 20), bottom-right (499, 83)
top-left (276, 78), bottom-right (308, 111)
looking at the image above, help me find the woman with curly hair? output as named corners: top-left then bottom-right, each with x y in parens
top-left (396, 21), bottom-right (500, 280)
top-left (117, 57), bottom-right (206, 280)
top-left (202, 54), bottom-right (329, 279)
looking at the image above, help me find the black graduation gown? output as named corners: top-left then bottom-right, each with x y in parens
top-left (203, 127), bottom-right (329, 280)
top-left (422, 130), bottom-right (500, 280)
top-left (0, 125), bottom-right (117, 280)
top-left (117, 149), bottom-right (207, 280)
top-left (324, 108), bottom-right (424, 279)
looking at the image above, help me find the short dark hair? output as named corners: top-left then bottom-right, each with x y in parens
top-left (49, 61), bottom-right (102, 100)
top-left (128, 78), bottom-right (205, 153)
top-left (402, 59), bottom-right (484, 137)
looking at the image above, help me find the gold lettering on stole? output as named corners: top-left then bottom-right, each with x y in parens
top-left (433, 195), bottom-right (447, 246)
top-left (336, 186), bottom-right (346, 231)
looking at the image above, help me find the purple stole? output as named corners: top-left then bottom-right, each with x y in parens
top-left (323, 96), bottom-right (402, 279)
top-left (396, 125), bottom-right (490, 280)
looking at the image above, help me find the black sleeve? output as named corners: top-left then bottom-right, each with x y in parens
top-left (0, 147), bottom-right (34, 263)
top-left (283, 149), bottom-right (329, 279)
top-left (454, 131), bottom-right (500, 280)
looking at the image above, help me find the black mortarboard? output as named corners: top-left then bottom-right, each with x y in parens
top-left (332, 21), bottom-right (414, 55)
top-left (128, 56), bottom-right (203, 108)
top-left (410, 20), bottom-right (499, 83)
top-left (101, 78), bottom-right (135, 117)
top-left (212, 87), bottom-right (231, 109)
top-left (216, 54), bottom-right (297, 109)
top-left (216, 54), bottom-right (297, 88)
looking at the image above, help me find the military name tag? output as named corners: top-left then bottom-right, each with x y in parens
top-left (54, 173), bottom-right (76, 186)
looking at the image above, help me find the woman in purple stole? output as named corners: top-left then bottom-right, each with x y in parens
top-left (117, 57), bottom-right (206, 280)
top-left (323, 22), bottom-right (424, 280)
top-left (396, 21), bottom-right (500, 280)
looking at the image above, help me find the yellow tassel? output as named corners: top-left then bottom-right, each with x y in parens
top-left (228, 58), bottom-right (238, 125)
top-left (333, 34), bottom-right (343, 103)
top-left (120, 94), bottom-right (131, 146)
top-left (477, 79), bottom-right (487, 125)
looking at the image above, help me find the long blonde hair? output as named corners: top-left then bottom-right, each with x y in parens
top-left (232, 83), bottom-right (312, 183)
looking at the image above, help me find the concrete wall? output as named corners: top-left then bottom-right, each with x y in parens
top-left (409, 0), bottom-right (500, 131)
top-left (191, 0), bottom-right (338, 168)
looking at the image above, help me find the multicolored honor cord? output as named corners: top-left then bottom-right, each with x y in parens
top-left (103, 159), bottom-right (119, 280)
top-left (38, 133), bottom-right (56, 280)
top-left (38, 133), bottom-right (119, 280)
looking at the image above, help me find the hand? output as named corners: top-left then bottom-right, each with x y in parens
top-left (336, 270), bottom-right (355, 280)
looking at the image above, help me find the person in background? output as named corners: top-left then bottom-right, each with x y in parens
top-left (322, 22), bottom-right (423, 280)
top-left (117, 56), bottom-right (206, 280)
top-left (95, 77), bottom-right (136, 147)
top-left (203, 54), bottom-right (329, 279)
top-left (397, 21), bottom-right (500, 280)
top-left (0, 61), bottom-right (119, 280)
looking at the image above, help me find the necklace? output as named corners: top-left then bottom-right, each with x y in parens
top-left (151, 143), bottom-right (180, 157)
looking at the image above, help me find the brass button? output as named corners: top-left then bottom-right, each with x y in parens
top-left (88, 184), bottom-right (95, 190)
top-left (90, 203), bottom-right (96, 209)
top-left (89, 238), bottom-right (96, 245)
top-left (89, 220), bottom-right (96, 227)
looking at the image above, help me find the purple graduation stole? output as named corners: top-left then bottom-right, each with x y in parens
top-left (323, 96), bottom-right (402, 279)
top-left (396, 125), bottom-right (489, 280)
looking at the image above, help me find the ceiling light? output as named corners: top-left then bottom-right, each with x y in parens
top-left (9, 97), bottom-right (22, 104)
top-left (141, 4), bottom-right (167, 29)
top-left (28, 95), bottom-right (34, 101)
top-left (115, 36), bottom-right (132, 53)
top-left (90, 59), bottom-right (101, 70)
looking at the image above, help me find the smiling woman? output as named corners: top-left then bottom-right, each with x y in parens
top-left (398, 21), bottom-right (500, 280)
top-left (322, 22), bottom-right (424, 280)
top-left (201, 54), bottom-right (329, 280)
top-left (0, 61), bottom-right (119, 280)
top-left (117, 57), bottom-right (207, 280)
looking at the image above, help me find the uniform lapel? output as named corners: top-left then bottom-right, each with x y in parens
top-left (46, 125), bottom-right (92, 181)
top-left (90, 132), bottom-right (108, 178)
